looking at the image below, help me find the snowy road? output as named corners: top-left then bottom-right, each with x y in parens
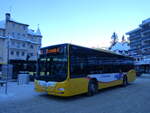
top-left (0, 74), bottom-right (150, 113)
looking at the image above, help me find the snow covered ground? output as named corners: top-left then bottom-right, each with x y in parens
top-left (0, 74), bottom-right (150, 113)
top-left (0, 82), bottom-right (43, 103)
top-left (0, 74), bottom-right (149, 103)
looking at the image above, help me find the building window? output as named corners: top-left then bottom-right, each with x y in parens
top-left (3, 32), bottom-right (5, 36)
top-left (30, 53), bottom-right (33, 56)
top-left (22, 52), bottom-right (25, 56)
top-left (11, 51), bottom-right (14, 55)
top-left (17, 42), bottom-right (20, 48)
top-left (23, 26), bottom-right (26, 30)
top-left (16, 51), bottom-right (20, 56)
top-left (11, 41), bottom-right (15, 46)
top-left (30, 45), bottom-right (33, 49)
top-left (22, 43), bottom-right (26, 47)
top-left (12, 32), bottom-right (15, 37)
top-left (12, 23), bottom-right (15, 28)
top-left (22, 34), bottom-right (25, 37)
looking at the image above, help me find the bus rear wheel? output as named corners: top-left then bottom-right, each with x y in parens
top-left (87, 79), bottom-right (98, 96)
top-left (122, 76), bottom-right (128, 86)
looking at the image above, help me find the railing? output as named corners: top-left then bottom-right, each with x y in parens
top-left (141, 29), bottom-right (150, 34)
top-left (141, 44), bottom-right (150, 49)
top-left (141, 36), bottom-right (150, 41)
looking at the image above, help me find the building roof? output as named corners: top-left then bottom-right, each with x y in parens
top-left (28, 29), bottom-right (35, 35)
top-left (28, 28), bottom-right (42, 36)
top-left (0, 18), bottom-right (29, 29)
top-left (9, 18), bottom-right (29, 26)
top-left (0, 13), bottom-right (42, 37)
top-left (126, 27), bottom-right (141, 35)
top-left (141, 18), bottom-right (150, 26)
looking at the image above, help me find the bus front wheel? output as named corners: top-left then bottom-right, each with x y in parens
top-left (87, 79), bottom-right (98, 96)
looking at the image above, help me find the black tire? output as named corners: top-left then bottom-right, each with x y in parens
top-left (87, 79), bottom-right (98, 96)
top-left (122, 76), bottom-right (128, 86)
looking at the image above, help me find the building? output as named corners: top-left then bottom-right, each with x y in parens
top-left (126, 18), bottom-right (150, 73)
top-left (0, 13), bottom-right (42, 78)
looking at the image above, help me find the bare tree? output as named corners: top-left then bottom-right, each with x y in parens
top-left (109, 32), bottom-right (118, 50)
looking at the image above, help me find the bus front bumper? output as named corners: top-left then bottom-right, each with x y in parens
top-left (47, 86), bottom-right (67, 96)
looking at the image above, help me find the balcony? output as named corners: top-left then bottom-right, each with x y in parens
top-left (141, 36), bottom-right (150, 41)
top-left (142, 52), bottom-right (150, 56)
top-left (135, 59), bottom-right (150, 65)
top-left (141, 29), bottom-right (150, 34)
top-left (129, 34), bottom-right (141, 39)
top-left (141, 44), bottom-right (150, 49)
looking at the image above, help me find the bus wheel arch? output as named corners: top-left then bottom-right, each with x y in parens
top-left (87, 78), bottom-right (98, 96)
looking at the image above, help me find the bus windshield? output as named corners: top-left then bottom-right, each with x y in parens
top-left (37, 45), bottom-right (68, 82)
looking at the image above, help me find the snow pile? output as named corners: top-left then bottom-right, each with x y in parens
top-left (0, 93), bottom-right (14, 100)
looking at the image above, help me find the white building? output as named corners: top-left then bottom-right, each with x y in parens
top-left (126, 18), bottom-right (150, 73)
top-left (109, 35), bottom-right (130, 56)
top-left (110, 42), bottom-right (130, 56)
top-left (0, 13), bottom-right (42, 78)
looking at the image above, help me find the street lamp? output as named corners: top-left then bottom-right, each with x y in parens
top-left (5, 35), bottom-right (10, 94)
top-left (36, 48), bottom-right (40, 78)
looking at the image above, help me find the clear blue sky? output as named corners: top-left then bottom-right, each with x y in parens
top-left (0, 0), bottom-right (150, 48)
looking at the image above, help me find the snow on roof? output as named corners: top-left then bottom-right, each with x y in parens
top-left (0, 18), bottom-right (28, 29)
top-left (28, 28), bottom-right (42, 36)
top-left (111, 42), bottom-right (130, 51)
top-left (0, 13), bottom-right (42, 36)
top-left (0, 20), bottom-right (5, 29)
top-left (28, 29), bottom-right (35, 35)
top-left (9, 18), bottom-right (29, 26)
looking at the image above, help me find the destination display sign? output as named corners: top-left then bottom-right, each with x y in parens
top-left (46, 48), bottom-right (59, 54)
top-left (40, 45), bottom-right (66, 55)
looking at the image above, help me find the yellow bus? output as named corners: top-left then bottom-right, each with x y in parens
top-left (34, 43), bottom-right (136, 96)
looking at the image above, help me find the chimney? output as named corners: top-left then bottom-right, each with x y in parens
top-left (6, 13), bottom-right (11, 21)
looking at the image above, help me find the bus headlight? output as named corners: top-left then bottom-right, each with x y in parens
top-left (57, 88), bottom-right (65, 91)
top-left (38, 80), bottom-right (47, 87)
